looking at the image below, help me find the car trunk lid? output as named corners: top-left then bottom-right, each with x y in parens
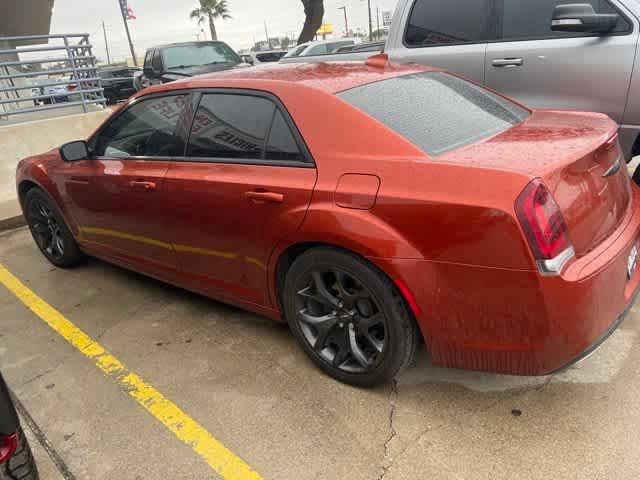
top-left (440, 110), bottom-right (632, 257)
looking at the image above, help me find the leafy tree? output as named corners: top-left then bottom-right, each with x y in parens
top-left (298, 0), bottom-right (324, 44)
top-left (190, 0), bottom-right (231, 41)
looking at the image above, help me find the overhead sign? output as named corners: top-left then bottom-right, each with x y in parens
top-left (382, 11), bottom-right (393, 27)
top-left (317, 23), bottom-right (334, 35)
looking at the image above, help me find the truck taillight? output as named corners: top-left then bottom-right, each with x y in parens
top-left (0, 433), bottom-right (17, 464)
top-left (515, 179), bottom-right (575, 275)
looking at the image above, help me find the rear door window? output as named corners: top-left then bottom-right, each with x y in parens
top-left (500, 0), bottom-right (630, 40)
top-left (187, 93), bottom-right (308, 164)
top-left (265, 110), bottom-right (304, 162)
top-left (338, 72), bottom-right (529, 156)
top-left (188, 94), bottom-right (274, 160)
top-left (405, 0), bottom-right (495, 46)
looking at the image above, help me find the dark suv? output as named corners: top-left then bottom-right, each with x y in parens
top-left (135, 41), bottom-right (246, 91)
top-left (0, 373), bottom-right (38, 480)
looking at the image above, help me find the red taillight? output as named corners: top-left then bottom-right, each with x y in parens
top-left (67, 83), bottom-right (78, 91)
top-left (515, 179), bottom-right (574, 275)
top-left (0, 433), bottom-right (18, 464)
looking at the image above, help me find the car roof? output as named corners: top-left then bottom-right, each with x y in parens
top-left (149, 61), bottom-right (439, 96)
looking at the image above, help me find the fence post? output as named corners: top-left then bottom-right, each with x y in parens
top-left (64, 35), bottom-right (87, 113)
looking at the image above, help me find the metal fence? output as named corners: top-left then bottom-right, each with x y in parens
top-left (0, 33), bottom-right (106, 118)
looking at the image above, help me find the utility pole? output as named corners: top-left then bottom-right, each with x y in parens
top-left (102, 21), bottom-right (111, 65)
top-left (376, 6), bottom-right (380, 40)
top-left (338, 6), bottom-right (349, 37)
top-left (367, 0), bottom-right (373, 41)
top-left (118, 0), bottom-right (138, 66)
top-left (264, 21), bottom-right (272, 49)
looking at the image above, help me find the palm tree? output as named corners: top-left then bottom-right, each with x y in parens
top-left (190, 0), bottom-right (231, 41)
top-left (298, 0), bottom-right (324, 44)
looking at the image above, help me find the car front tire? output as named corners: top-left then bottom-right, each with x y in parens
top-left (23, 189), bottom-right (84, 268)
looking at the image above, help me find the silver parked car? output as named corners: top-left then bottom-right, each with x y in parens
top-left (284, 0), bottom-right (640, 160)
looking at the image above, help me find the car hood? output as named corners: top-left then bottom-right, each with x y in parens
top-left (164, 62), bottom-right (247, 77)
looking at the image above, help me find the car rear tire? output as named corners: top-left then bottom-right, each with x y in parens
top-left (23, 189), bottom-right (84, 268)
top-left (0, 427), bottom-right (39, 480)
top-left (283, 247), bottom-right (418, 386)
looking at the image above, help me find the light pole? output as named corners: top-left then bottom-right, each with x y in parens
top-left (367, 0), bottom-right (373, 41)
top-left (338, 6), bottom-right (349, 37)
top-left (102, 21), bottom-right (111, 65)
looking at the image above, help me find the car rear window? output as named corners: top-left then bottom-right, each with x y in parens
top-left (337, 72), bottom-right (529, 156)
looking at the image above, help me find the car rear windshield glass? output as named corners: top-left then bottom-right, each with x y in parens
top-left (338, 72), bottom-right (529, 156)
top-left (162, 43), bottom-right (241, 70)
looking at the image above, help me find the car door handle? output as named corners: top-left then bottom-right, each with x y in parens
top-left (244, 190), bottom-right (284, 204)
top-left (492, 58), bottom-right (524, 68)
top-left (130, 180), bottom-right (156, 192)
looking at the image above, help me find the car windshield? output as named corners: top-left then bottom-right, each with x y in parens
top-left (162, 43), bottom-right (241, 69)
top-left (338, 72), bottom-right (530, 156)
top-left (284, 44), bottom-right (309, 58)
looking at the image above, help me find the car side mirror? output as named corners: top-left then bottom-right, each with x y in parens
top-left (60, 140), bottom-right (89, 162)
top-left (551, 4), bottom-right (619, 33)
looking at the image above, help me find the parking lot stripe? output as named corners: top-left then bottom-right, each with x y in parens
top-left (0, 263), bottom-right (263, 480)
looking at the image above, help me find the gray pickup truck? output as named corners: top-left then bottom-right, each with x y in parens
top-left (281, 0), bottom-right (640, 160)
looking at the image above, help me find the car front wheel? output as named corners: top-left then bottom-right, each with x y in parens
top-left (23, 189), bottom-right (84, 268)
top-left (283, 248), bottom-right (418, 386)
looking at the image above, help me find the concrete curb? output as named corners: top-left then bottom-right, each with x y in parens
top-left (0, 214), bottom-right (26, 232)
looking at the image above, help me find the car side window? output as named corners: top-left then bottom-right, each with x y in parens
top-left (94, 94), bottom-right (188, 158)
top-left (265, 110), bottom-right (304, 162)
top-left (187, 94), bottom-right (275, 160)
top-left (405, 0), bottom-right (494, 47)
top-left (187, 93), bottom-right (306, 163)
top-left (307, 44), bottom-right (328, 56)
top-left (501, 0), bottom-right (630, 40)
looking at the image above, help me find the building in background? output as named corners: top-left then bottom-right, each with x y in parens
top-left (0, 0), bottom-right (55, 56)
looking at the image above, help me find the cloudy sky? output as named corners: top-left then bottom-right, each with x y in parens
top-left (49, 0), bottom-right (399, 63)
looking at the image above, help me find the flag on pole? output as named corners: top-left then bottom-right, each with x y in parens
top-left (119, 0), bottom-right (137, 20)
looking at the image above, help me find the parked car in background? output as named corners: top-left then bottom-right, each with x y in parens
top-left (283, 0), bottom-right (640, 161)
top-left (240, 50), bottom-right (288, 65)
top-left (281, 38), bottom-right (360, 60)
top-left (98, 67), bottom-right (141, 104)
top-left (32, 78), bottom-right (79, 105)
top-left (0, 372), bottom-right (38, 479)
top-left (136, 41), bottom-right (246, 91)
top-left (17, 60), bottom-right (640, 387)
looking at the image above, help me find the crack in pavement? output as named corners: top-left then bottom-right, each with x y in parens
top-left (378, 378), bottom-right (399, 480)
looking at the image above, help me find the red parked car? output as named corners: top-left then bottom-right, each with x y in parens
top-left (16, 57), bottom-right (640, 386)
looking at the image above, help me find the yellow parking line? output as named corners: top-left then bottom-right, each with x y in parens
top-left (0, 263), bottom-right (263, 480)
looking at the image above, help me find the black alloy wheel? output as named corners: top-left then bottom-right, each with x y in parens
top-left (295, 268), bottom-right (388, 373)
top-left (26, 198), bottom-right (65, 261)
top-left (23, 189), bottom-right (84, 268)
top-left (284, 248), bottom-right (418, 386)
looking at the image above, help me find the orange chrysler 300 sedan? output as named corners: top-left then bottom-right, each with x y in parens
top-left (16, 57), bottom-right (640, 386)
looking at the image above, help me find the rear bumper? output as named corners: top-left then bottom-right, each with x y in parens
top-left (372, 185), bottom-right (640, 376)
top-left (549, 285), bottom-right (639, 374)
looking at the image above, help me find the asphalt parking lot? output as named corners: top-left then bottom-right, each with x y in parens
top-left (2, 225), bottom-right (640, 480)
